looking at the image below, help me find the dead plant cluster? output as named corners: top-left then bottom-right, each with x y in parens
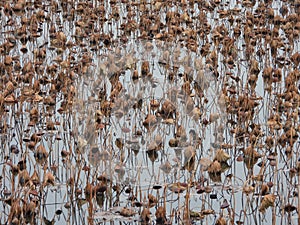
top-left (0, 0), bottom-right (299, 224)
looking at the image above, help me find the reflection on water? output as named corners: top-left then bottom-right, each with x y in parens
top-left (0, 0), bottom-right (299, 225)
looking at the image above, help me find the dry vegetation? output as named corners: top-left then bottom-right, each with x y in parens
top-left (0, 0), bottom-right (300, 224)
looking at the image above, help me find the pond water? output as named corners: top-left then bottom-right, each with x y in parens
top-left (0, 0), bottom-right (299, 225)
